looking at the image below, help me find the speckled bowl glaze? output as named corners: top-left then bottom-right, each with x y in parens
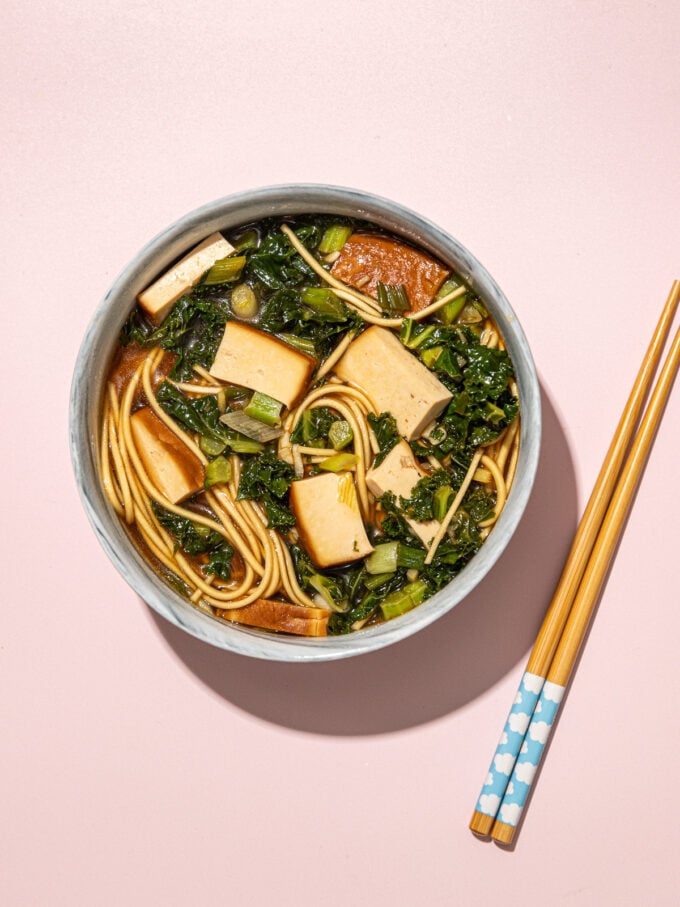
top-left (70, 185), bottom-right (541, 662)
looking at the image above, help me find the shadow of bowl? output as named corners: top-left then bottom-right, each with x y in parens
top-left (148, 382), bottom-right (576, 736)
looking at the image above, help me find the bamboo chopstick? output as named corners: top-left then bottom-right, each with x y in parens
top-left (469, 281), bottom-right (680, 837)
top-left (491, 326), bottom-right (680, 844)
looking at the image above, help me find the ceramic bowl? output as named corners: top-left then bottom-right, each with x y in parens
top-left (69, 185), bottom-right (541, 662)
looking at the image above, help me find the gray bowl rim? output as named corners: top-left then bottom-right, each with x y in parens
top-left (69, 183), bottom-right (541, 663)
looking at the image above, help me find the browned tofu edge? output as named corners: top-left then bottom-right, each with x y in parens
top-left (215, 599), bottom-right (329, 636)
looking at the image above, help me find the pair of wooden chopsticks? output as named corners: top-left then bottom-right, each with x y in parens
top-left (470, 280), bottom-right (680, 845)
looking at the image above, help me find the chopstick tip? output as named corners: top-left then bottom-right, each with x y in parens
top-left (491, 820), bottom-right (517, 846)
top-left (469, 810), bottom-right (494, 838)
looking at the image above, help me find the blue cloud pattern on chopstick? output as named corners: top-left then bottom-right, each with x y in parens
top-left (474, 672), bottom-right (543, 818)
top-left (495, 681), bottom-right (566, 827)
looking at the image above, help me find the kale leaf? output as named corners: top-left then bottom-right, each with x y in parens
top-left (290, 545), bottom-right (348, 610)
top-left (258, 287), bottom-right (361, 359)
top-left (399, 470), bottom-right (452, 521)
top-left (406, 326), bottom-right (519, 462)
top-left (290, 406), bottom-right (336, 447)
top-left (246, 224), bottom-right (321, 290)
top-left (237, 452), bottom-right (295, 529)
top-left (377, 491), bottom-right (415, 543)
top-left (367, 412), bottom-right (400, 466)
top-left (157, 381), bottom-right (219, 437)
top-left (120, 291), bottom-right (230, 381)
top-left (156, 383), bottom-right (263, 455)
top-left (152, 504), bottom-right (233, 580)
top-left (327, 571), bottom-right (407, 635)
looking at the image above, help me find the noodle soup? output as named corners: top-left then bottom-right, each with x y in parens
top-left (100, 216), bottom-right (520, 637)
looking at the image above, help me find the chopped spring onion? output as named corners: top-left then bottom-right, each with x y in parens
top-left (429, 424), bottom-right (448, 446)
top-left (366, 542), bottom-right (398, 574)
top-left (365, 542), bottom-right (426, 575)
top-left (458, 302), bottom-right (484, 324)
top-left (328, 420), bottom-right (353, 450)
top-left (396, 544), bottom-right (427, 570)
top-left (363, 572), bottom-right (396, 591)
top-left (203, 255), bottom-right (247, 285)
top-left (318, 224), bottom-right (352, 254)
top-left (318, 452), bottom-right (358, 472)
top-left (485, 402), bottom-right (506, 425)
top-left (204, 456), bottom-right (232, 488)
top-left (300, 287), bottom-right (347, 322)
top-left (199, 435), bottom-right (227, 457)
top-left (420, 346), bottom-right (443, 369)
top-left (377, 282), bottom-right (410, 315)
top-left (204, 426), bottom-right (264, 455)
top-left (244, 391), bottom-right (283, 427)
top-left (436, 277), bottom-right (467, 325)
top-left (433, 484), bottom-right (453, 521)
top-left (219, 411), bottom-right (282, 443)
top-left (224, 434), bottom-right (265, 455)
top-left (276, 333), bottom-right (317, 356)
top-left (380, 580), bottom-right (429, 621)
top-left (230, 283), bottom-right (258, 319)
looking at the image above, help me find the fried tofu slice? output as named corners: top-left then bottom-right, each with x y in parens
top-left (366, 440), bottom-right (439, 547)
top-left (334, 326), bottom-right (452, 440)
top-left (209, 322), bottom-right (316, 409)
top-left (130, 407), bottom-right (204, 503)
top-left (331, 233), bottom-right (449, 312)
top-left (289, 472), bottom-right (373, 568)
top-left (138, 232), bottom-right (235, 324)
top-left (216, 599), bottom-right (329, 636)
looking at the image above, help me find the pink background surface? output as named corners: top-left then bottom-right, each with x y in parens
top-left (2, 2), bottom-right (679, 904)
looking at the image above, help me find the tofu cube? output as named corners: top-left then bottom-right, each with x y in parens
top-left (366, 440), bottom-right (439, 547)
top-left (334, 326), bottom-right (452, 440)
top-left (137, 232), bottom-right (235, 324)
top-left (210, 322), bottom-right (315, 408)
top-left (289, 473), bottom-right (373, 568)
top-left (130, 407), bottom-right (204, 504)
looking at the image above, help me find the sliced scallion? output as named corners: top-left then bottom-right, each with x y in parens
top-left (485, 402), bottom-right (506, 425)
top-left (318, 224), bottom-right (352, 255)
top-left (436, 277), bottom-right (467, 325)
top-left (433, 484), bottom-right (453, 521)
top-left (199, 435), bottom-right (227, 457)
top-left (204, 456), bottom-right (232, 489)
top-left (318, 452), bottom-right (358, 473)
top-left (458, 302), bottom-right (484, 324)
top-left (276, 333), bottom-right (317, 356)
top-left (230, 283), bottom-right (258, 319)
top-left (365, 542), bottom-right (399, 575)
top-left (420, 346), bottom-right (443, 369)
top-left (396, 544), bottom-right (426, 570)
top-left (376, 282), bottom-right (410, 315)
top-left (328, 420), bottom-right (353, 450)
top-left (300, 287), bottom-right (347, 322)
top-left (244, 391), bottom-right (283, 427)
top-left (219, 411), bottom-right (282, 443)
top-left (363, 572), bottom-right (396, 590)
top-left (380, 580), bottom-right (428, 621)
top-left (203, 255), bottom-right (247, 285)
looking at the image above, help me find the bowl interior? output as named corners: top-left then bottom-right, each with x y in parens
top-left (70, 184), bottom-right (541, 662)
